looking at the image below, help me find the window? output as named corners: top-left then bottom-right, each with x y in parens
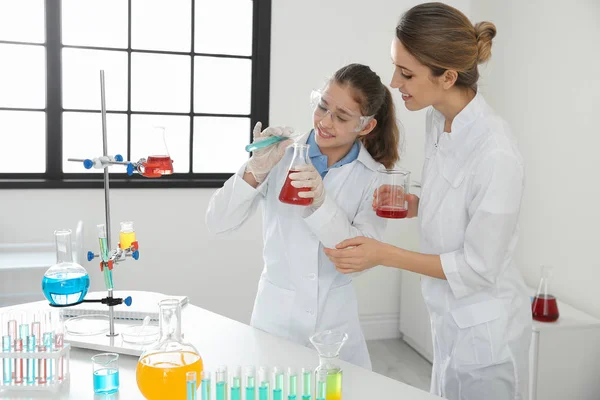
top-left (0, 0), bottom-right (271, 188)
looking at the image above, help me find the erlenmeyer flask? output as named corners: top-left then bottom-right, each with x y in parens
top-left (136, 299), bottom-right (203, 400)
top-left (140, 126), bottom-right (174, 178)
top-left (310, 330), bottom-right (347, 400)
top-left (279, 143), bottom-right (313, 206)
top-left (532, 265), bottom-right (560, 322)
top-left (42, 229), bottom-right (90, 306)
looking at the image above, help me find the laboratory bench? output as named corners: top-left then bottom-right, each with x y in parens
top-left (0, 298), bottom-right (442, 400)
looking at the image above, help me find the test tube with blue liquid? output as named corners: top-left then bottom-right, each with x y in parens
top-left (98, 224), bottom-right (114, 289)
top-left (273, 366), bottom-right (284, 400)
top-left (288, 367), bottom-right (298, 400)
top-left (245, 365), bottom-right (256, 400)
top-left (258, 367), bottom-right (270, 400)
top-left (187, 371), bottom-right (197, 400)
top-left (316, 370), bottom-right (327, 400)
top-left (201, 370), bottom-right (212, 400)
top-left (216, 365), bottom-right (228, 400)
top-left (301, 367), bottom-right (312, 400)
top-left (231, 365), bottom-right (241, 400)
top-left (1, 313), bottom-right (12, 384)
top-left (92, 353), bottom-right (119, 394)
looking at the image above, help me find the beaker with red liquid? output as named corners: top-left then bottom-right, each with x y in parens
top-left (141, 156), bottom-right (173, 178)
top-left (375, 168), bottom-right (411, 219)
top-left (532, 265), bottom-right (560, 322)
top-left (279, 143), bottom-right (313, 206)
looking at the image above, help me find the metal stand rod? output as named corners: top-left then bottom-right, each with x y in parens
top-left (100, 70), bottom-right (117, 337)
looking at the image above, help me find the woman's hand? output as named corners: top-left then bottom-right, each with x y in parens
top-left (372, 185), bottom-right (420, 218)
top-left (324, 236), bottom-right (388, 274)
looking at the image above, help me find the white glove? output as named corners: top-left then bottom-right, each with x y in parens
top-left (289, 164), bottom-right (326, 208)
top-left (246, 122), bottom-right (294, 183)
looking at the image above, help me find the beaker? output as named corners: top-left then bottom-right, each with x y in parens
top-left (119, 221), bottom-right (137, 250)
top-left (375, 168), bottom-right (411, 219)
top-left (92, 353), bottom-right (120, 394)
top-left (136, 299), bottom-right (203, 400)
top-left (532, 265), bottom-right (560, 322)
top-left (140, 127), bottom-right (174, 178)
top-left (42, 229), bottom-right (90, 306)
top-left (279, 143), bottom-right (313, 206)
top-left (310, 330), bottom-right (347, 400)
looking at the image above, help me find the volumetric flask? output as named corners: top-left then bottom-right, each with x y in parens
top-left (279, 143), bottom-right (313, 206)
top-left (375, 168), bottom-right (410, 219)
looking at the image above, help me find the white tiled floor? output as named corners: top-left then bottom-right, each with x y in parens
top-left (367, 338), bottom-right (432, 392)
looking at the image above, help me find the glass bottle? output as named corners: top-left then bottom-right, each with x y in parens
top-left (279, 143), bottom-right (313, 206)
top-left (532, 265), bottom-right (560, 322)
top-left (119, 221), bottom-right (137, 250)
top-left (42, 229), bottom-right (90, 306)
top-left (310, 330), bottom-right (347, 400)
top-left (136, 299), bottom-right (203, 400)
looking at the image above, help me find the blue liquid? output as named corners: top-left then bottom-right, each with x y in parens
top-left (188, 380), bottom-right (197, 400)
top-left (201, 378), bottom-right (211, 400)
top-left (42, 272), bottom-right (90, 305)
top-left (288, 396), bottom-right (297, 400)
top-left (93, 368), bottom-right (119, 394)
top-left (231, 386), bottom-right (241, 400)
top-left (273, 389), bottom-right (283, 400)
top-left (259, 386), bottom-right (269, 400)
top-left (302, 396), bottom-right (311, 400)
top-left (2, 336), bottom-right (11, 384)
top-left (216, 381), bottom-right (227, 400)
top-left (246, 386), bottom-right (256, 400)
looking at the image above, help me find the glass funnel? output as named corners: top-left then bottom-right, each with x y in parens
top-left (532, 265), bottom-right (560, 322)
top-left (279, 143), bottom-right (313, 206)
top-left (42, 229), bottom-right (90, 306)
top-left (136, 299), bottom-right (203, 400)
top-left (310, 330), bottom-right (347, 400)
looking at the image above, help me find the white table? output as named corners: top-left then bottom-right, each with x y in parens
top-left (0, 300), bottom-right (441, 400)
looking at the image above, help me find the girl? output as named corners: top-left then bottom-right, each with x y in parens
top-left (325, 3), bottom-right (532, 398)
top-left (206, 63), bottom-right (400, 369)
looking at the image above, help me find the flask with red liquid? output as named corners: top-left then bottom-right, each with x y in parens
top-left (375, 167), bottom-right (411, 218)
top-left (279, 143), bottom-right (313, 206)
top-left (140, 127), bottom-right (174, 178)
top-left (532, 265), bottom-right (560, 322)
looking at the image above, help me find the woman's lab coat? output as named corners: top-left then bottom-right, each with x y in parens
top-left (205, 132), bottom-right (385, 369)
top-left (420, 93), bottom-right (532, 399)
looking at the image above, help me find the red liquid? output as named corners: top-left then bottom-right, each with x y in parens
top-left (142, 156), bottom-right (173, 178)
top-left (279, 170), bottom-right (313, 206)
top-left (376, 206), bottom-right (408, 219)
top-left (532, 294), bottom-right (559, 322)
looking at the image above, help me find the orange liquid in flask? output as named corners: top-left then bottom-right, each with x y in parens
top-left (142, 156), bottom-right (173, 178)
top-left (136, 351), bottom-right (203, 400)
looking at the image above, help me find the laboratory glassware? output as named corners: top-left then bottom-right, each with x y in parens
top-left (375, 168), bottom-right (411, 219)
top-left (279, 143), bottom-right (313, 206)
top-left (532, 265), bottom-right (560, 322)
top-left (310, 330), bottom-right (347, 400)
top-left (92, 353), bottom-right (120, 394)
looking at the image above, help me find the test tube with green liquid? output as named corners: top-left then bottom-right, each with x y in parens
top-left (273, 366), bottom-right (284, 400)
top-left (245, 366), bottom-right (256, 400)
top-left (231, 365), bottom-right (241, 400)
top-left (316, 370), bottom-right (327, 400)
top-left (288, 367), bottom-right (298, 399)
top-left (301, 367), bottom-right (312, 400)
top-left (216, 366), bottom-right (228, 400)
top-left (258, 367), bottom-right (270, 400)
top-left (201, 370), bottom-right (212, 400)
top-left (97, 224), bottom-right (113, 289)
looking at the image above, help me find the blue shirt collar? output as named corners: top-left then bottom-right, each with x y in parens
top-left (306, 130), bottom-right (360, 178)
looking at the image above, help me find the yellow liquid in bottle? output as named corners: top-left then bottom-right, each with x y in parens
top-left (326, 370), bottom-right (342, 400)
top-left (136, 351), bottom-right (203, 400)
top-left (119, 231), bottom-right (136, 249)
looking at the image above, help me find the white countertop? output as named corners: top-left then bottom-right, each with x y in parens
top-left (0, 300), bottom-right (441, 400)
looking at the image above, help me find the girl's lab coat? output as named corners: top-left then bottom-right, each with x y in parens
top-left (420, 93), bottom-right (532, 400)
top-left (205, 132), bottom-right (385, 369)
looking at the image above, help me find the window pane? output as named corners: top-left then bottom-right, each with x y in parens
top-left (0, 0), bottom-right (44, 43)
top-left (195, 0), bottom-right (252, 56)
top-left (132, 0), bottom-right (191, 52)
top-left (0, 44), bottom-right (45, 108)
top-left (131, 53), bottom-right (191, 113)
top-left (63, 112), bottom-right (128, 173)
top-left (193, 117), bottom-right (249, 173)
top-left (0, 111), bottom-right (45, 173)
top-left (62, 49), bottom-right (128, 111)
top-left (194, 57), bottom-right (251, 114)
top-left (62, 0), bottom-right (128, 48)
top-left (131, 115), bottom-right (190, 173)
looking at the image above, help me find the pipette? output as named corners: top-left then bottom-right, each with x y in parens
top-left (231, 365), bottom-right (241, 400)
top-left (245, 366), bottom-right (256, 400)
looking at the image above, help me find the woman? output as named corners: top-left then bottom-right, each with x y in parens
top-left (206, 63), bottom-right (400, 369)
top-left (324, 3), bottom-right (531, 399)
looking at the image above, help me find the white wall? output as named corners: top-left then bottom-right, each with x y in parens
top-left (1, 0), bottom-right (476, 339)
top-left (471, 0), bottom-right (600, 318)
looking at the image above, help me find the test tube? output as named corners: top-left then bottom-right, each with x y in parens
top-left (187, 371), bottom-right (197, 400)
top-left (258, 367), bottom-right (270, 400)
top-left (315, 370), bottom-right (327, 400)
top-left (301, 368), bottom-right (312, 400)
top-left (8, 314), bottom-right (17, 380)
top-left (2, 334), bottom-right (11, 384)
top-left (201, 370), bottom-right (212, 400)
top-left (43, 331), bottom-right (54, 381)
top-left (273, 366), bottom-right (284, 400)
top-left (26, 333), bottom-right (36, 385)
top-left (54, 311), bottom-right (65, 381)
top-left (288, 367), bottom-right (298, 400)
top-left (37, 344), bottom-right (47, 384)
top-left (245, 366), bottom-right (256, 400)
top-left (231, 365), bottom-right (241, 400)
top-left (216, 365), bottom-right (228, 400)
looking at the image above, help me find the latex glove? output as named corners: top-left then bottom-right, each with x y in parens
top-left (289, 164), bottom-right (326, 208)
top-left (246, 122), bottom-right (294, 183)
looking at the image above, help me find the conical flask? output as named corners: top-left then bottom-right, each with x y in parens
top-left (310, 330), bottom-right (347, 400)
top-left (42, 229), bottom-right (90, 306)
top-left (279, 143), bottom-right (313, 206)
top-left (136, 299), bottom-right (203, 400)
top-left (532, 265), bottom-right (560, 322)
top-left (140, 126), bottom-right (174, 178)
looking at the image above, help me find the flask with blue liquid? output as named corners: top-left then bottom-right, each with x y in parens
top-left (42, 229), bottom-right (90, 306)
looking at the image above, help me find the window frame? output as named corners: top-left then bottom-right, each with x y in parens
top-left (0, 0), bottom-right (271, 189)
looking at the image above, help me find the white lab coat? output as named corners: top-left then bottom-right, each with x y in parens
top-left (205, 132), bottom-right (386, 370)
top-left (419, 93), bottom-right (532, 399)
